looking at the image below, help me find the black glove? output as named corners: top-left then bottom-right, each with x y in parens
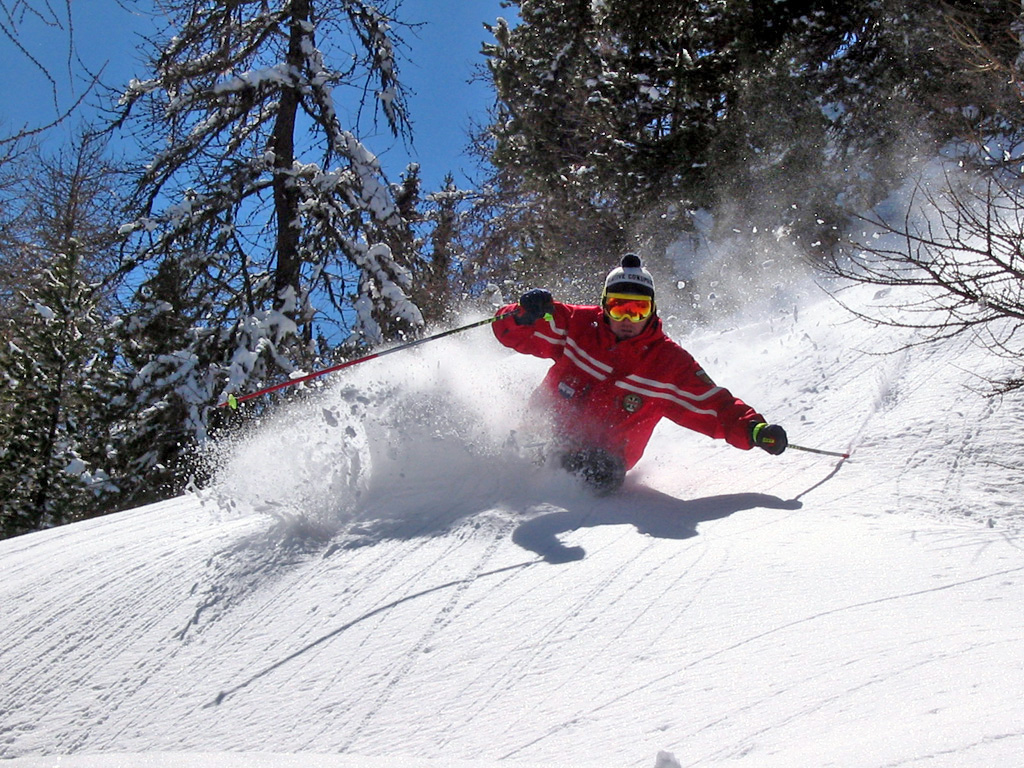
top-left (514, 288), bottom-right (554, 325)
top-left (751, 422), bottom-right (788, 455)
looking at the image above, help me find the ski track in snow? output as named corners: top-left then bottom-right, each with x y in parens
top-left (2, 285), bottom-right (1024, 767)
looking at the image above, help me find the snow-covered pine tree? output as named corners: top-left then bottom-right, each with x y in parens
top-left (112, 1), bottom-right (425, 493)
top-left (0, 134), bottom-right (130, 537)
top-left (480, 0), bottom-right (1008, 284)
top-left (480, 0), bottom-right (628, 290)
top-left (410, 173), bottom-right (478, 325)
top-left (0, 243), bottom-right (122, 538)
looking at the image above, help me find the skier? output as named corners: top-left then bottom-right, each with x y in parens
top-left (493, 254), bottom-right (788, 493)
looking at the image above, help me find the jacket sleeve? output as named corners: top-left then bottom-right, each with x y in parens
top-left (492, 301), bottom-right (570, 362)
top-left (643, 344), bottom-right (763, 450)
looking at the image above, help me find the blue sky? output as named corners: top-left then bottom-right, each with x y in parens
top-left (0, 0), bottom-right (510, 190)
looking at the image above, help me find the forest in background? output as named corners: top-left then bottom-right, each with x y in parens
top-left (2, 0), bottom-right (1024, 538)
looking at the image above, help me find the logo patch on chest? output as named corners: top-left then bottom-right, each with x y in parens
top-left (622, 393), bottom-right (644, 413)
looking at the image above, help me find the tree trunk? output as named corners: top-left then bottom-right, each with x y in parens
top-left (270, 0), bottom-right (309, 328)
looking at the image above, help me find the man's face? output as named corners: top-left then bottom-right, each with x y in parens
top-left (603, 293), bottom-right (654, 340)
top-left (608, 315), bottom-right (650, 340)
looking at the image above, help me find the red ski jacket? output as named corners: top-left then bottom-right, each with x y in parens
top-left (493, 302), bottom-right (763, 470)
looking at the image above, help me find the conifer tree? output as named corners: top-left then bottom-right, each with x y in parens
top-left (408, 173), bottom-right (481, 323)
top-left (0, 242), bottom-right (122, 538)
top-left (480, 0), bottom-right (1010, 279)
top-left (0, 134), bottom-right (127, 537)
top-left (111, 1), bottom-right (425, 491)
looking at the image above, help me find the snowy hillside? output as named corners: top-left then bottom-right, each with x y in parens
top-left (1, 282), bottom-right (1023, 768)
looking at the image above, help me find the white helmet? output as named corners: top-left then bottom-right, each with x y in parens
top-left (603, 253), bottom-right (655, 298)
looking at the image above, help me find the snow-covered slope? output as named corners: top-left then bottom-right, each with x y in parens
top-left (2, 284), bottom-right (1023, 768)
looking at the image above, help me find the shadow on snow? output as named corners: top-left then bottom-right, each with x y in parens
top-left (512, 485), bottom-right (803, 563)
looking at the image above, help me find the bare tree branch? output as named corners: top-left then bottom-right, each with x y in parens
top-left (828, 164), bottom-right (1024, 391)
top-left (0, 1), bottom-right (103, 148)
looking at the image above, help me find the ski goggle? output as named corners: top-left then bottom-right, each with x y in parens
top-left (603, 293), bottom-right (654, 322)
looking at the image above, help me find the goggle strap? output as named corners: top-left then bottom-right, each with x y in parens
top-left (603, 292), bottom-right (652, 303)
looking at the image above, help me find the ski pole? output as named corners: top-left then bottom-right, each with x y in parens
top-left (218, 312), bottom-right (515, 409)
top-left (789, 443), bottom-right (851, 459)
